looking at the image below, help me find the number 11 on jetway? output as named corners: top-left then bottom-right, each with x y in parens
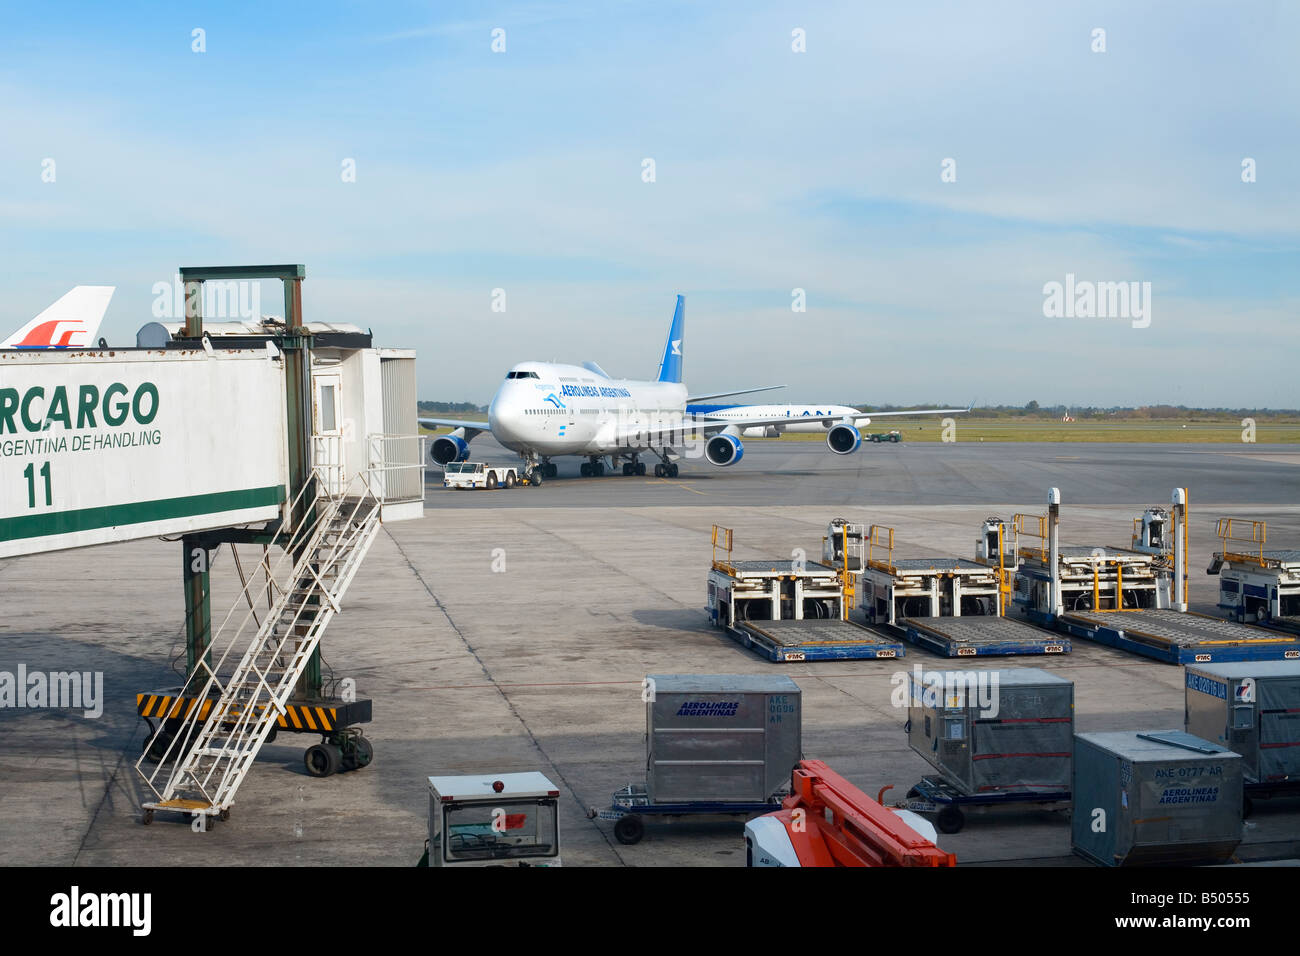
top-left (23, 461), bottom-right (51, 508)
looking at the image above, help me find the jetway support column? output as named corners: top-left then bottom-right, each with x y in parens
top-left (182, 535), bottom-right (214, 674)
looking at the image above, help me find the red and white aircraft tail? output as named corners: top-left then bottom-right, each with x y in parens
top-left (1, 285), bottom-right (115, 349)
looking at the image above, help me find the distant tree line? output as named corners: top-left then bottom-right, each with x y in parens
top-left (855, 402), bottom-right (1299, 420)
top-left (417, 401), bottom-right (487, 413)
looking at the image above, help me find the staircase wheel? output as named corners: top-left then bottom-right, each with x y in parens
top-left (344, 735), bottom-right (375, 771)
top-left (141, 809), bottom-right (154, 826)
top-left (305, 742), bottom-right (342, 778)
top-left (220, 808), bottom-right (231, 822)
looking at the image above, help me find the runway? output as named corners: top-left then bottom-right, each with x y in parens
top-left (431, 438), bottom-right (1300, 508)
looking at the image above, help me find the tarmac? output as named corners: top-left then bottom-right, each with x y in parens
top-left (2, 439), bottom-right (1298, 866)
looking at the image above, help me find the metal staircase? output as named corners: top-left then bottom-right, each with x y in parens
top-left (136, 471), bottom-right (382, 823)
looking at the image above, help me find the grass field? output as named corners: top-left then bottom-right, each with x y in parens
top-left (419, 412), bottom-right (1300, 443)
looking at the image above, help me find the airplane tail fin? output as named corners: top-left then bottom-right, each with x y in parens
top-left (656, 294), bottom-right (685, 383)
top-left (1, 286), bottom-right (115, 349)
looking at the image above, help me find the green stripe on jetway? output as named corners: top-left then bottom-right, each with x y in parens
top-left (1, 486), bottom-right (285, 541)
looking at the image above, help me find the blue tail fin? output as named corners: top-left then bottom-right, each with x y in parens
top-left (657, 294), bottom-right (685, 383)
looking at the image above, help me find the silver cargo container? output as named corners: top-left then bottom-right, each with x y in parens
top-left (906, 668), bottom-right (1074, 795)
top-left (1185, 661), bottom-right (1300, 785)
top-left (646, 674), bottom-right (801, 804)
top-left (1072, 730), bottom-right (1243, 866)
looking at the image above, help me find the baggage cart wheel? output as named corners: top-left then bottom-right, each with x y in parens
top-left (936, 805), bottom-right (964, 834)
top-left (304, 742), bottom-right (342, 778)
top-left (614, 814), bottom-right (645, 845)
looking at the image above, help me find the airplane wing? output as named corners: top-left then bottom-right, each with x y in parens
top-left (686, 384), bottom-right (784, 403)
top-left (614, 405), bottom-right (969, 446)
top-left (690, 406), bottom-right (969, 429)
top-left (2, 285), bottom-right (115, 349)
top-left (418, 417), bottom-right (491, 441)
top-left (846, 406), bottom-right (970, 419)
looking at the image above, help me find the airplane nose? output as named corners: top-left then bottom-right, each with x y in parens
top-left (488, 389), bottom-right (516, 441)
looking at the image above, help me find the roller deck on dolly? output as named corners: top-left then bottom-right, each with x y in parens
top-left (857, 523), bottom-right (1067, 657)
top-left (1055, 608), bottom-right (1300, 665)
top-left (1013, 487), bottom-right (1300, 665)
top-left (706, 526), bottom-right (905, 662)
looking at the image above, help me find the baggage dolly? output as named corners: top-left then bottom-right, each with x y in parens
top-left (590, 783), bottom-right (783, 845)
top-left (901, 775), bottom-right (1071, 834)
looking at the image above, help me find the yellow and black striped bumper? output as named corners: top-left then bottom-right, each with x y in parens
top-left (136, 691), bottom-right (371, 733)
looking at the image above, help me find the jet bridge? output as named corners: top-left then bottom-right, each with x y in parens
top-left (2, 263), bottom-right (425, 826)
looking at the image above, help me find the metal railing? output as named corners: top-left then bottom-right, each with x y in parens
top-left (1217, 517), bottom-right (1268, 567)
top-left (711, 525), bottom-right (735, 574)
top-left (1014, 513), bottom-right (1049, 564)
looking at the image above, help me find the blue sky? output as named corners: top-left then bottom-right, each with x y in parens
top-left (2, 1), bottom-right (1297, 406)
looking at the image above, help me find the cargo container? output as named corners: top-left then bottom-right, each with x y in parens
top-left (907, 668), bottom-right (1074, 795)
top-left (596, 674), bottom-right (802, 844)
top-left (1185, 661), bottom-right (1300, 809)
top-left (646, 674), bottom-right (802, 804)
top-left (1072, 731), bottom-right (1243, 866)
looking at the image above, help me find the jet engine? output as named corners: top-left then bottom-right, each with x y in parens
top-left (705, 432), bottom-right (745, 466)
top-left (826, 423), bottom-right (861, 455)
top-left (430, 428), bottom-right (472, 465)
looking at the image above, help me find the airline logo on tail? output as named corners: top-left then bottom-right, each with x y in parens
top-left (657, 294), bottom-right (685, 383)
top-left (2, 286), bottom-right (115, 350)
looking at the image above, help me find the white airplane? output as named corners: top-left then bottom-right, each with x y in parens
top-left (419, 296), bottom-right (957, 481)
top-left (685, 402), bottom-right (969, 442)
top-left (1, 286), bottom-right (115, 349)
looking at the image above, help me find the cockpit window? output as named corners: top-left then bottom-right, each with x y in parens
top-left (506, 371), bottom-right (540, 379)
